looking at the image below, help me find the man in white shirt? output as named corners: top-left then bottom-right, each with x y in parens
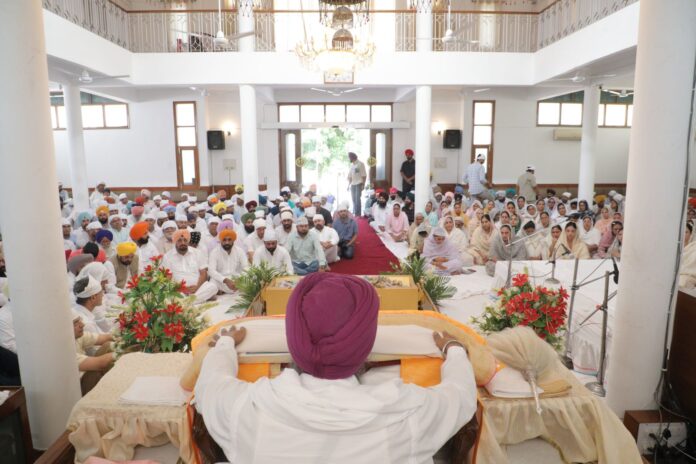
top-left (244, 218), bottom-right (266, 261)
top-left (89, 181), bottom-right (107, 208)
top-left (62, 218), bottom-right (76, 252)
top-left (130, 222), bottom-right (160, 273)
top-left (72, 276), bottom-right (111, 336)
top-left (275, 211), bottom-right (296, 246)
top-left (208, 229), bottom-right (249, 294)
top-left (462, 154), bottom-right (492, 201)
top-left (109, 213), bottom-right (130, 245)
top-left (252, 230), bottom-right (294, 275)
top-left (194, 273), bottom-right (477, 464)
top-left (347, 152), bottom-right (367, 216)
top-left (370, 192), bottom-right (389, 233)
top-left (313, 215), bottom-right (339, 264)
top-left (162, 229), bottom-right (217, 303)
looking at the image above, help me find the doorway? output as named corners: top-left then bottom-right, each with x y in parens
top-left (280, 127), bottom-right (392, 207)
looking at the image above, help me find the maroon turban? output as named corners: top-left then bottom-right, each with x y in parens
top-left (285, 273), bottom-right (379, 380)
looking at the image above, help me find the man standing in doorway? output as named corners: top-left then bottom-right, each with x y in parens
top-left (400, 149), bottom-right (416, 193)
top-left (462, 153), bottom-right (491, 201)
top-left (346, 152), bottom-right (367, 216)
top-left (517, 165), bottom-right (538, 202)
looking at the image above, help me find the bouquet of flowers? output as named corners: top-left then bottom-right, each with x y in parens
top-left (472, 272), bottom-right (568, 350)
top-left (113, 256), bottom-right (210, 354)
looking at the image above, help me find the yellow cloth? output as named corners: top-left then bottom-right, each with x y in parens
top-left (96, 205), bottom-right (109, 215)
top-left (67, 352), bottom-right (194, 464)
top-left (116, 241), bottom-right (137, 257)
top-left (212, 202), bottom-right (226, 215)
top-left (476, 359), bottom-right (643, 464)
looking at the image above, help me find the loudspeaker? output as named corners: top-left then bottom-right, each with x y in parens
top-left (443, 129), bottom-right (462, 149)
top-left (207, 130), bottom-right (225, 150)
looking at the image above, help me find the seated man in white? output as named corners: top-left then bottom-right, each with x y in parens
top-left (244, 218), bottom-right (267, 262)
top-left (208, 229), bottom-right (249, 294)
top-left (162, 229), bottom-right (217, 303)
top-left (370, 192), bottom-right (389, 233)
top-left (275, 211), bottom-right (296, 246)
top-left (312, 214), bottom-right (339, 264)
top-left (252, 229), bottom-right (294, 275)
top-left (195, 273), bottom-right (477, 464)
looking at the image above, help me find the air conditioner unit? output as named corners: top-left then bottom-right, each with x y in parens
top-left (553, 128), bottom-right (582, 141)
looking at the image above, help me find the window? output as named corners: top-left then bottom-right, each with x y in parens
top-left (472, 100), bottom-right (495, 183)
top-left (278, 104), bottom-right (392, 123)
top-left (174, 102), bottom-right (199, 188)
top-left (537, 90), bottom-right (633, 128)
top-left (49, 91), bottom-right (129, 130)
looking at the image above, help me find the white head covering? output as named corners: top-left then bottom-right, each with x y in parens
top-left (78, 262), bottom-right (108, 283)
top-left (208, 217), bottom-right (221, 225)
top-left (253, 218), bottom-right (267, 229)
top-left (281, 186), bottom-right (291, 193)
top-left (337, 202), bottom-right (349, 212)
top-left (313, 214), bottom-right (325, 223)
top-left (61, 218), bottom-right (71, 226)
top-left (304, 206), bottom-right (316, 218)
top-left (117, 213), bottom-right (127, 220)
top-left (221, 214), bottom-right (234, 221)
top-left (162, 220), bottom-right (177, 231)
top-left (75, 275), bottom-right (102, 299)
top-left (175, 214), bottom-right (188, 222)
top-left (118, 193), bottom-right (128, 200)
top-left (263, 229), bottom-right (278, 242)
top-left (86, 221), bottom-right (102, 231)
top-left (153, 195), bottom-right (162, 201)
top-left (296, 216), bottom-right (309, 226)
top-left (254, 210), bottom-right (265, 219)
top-left (280, 211), bottom-right (294, 220)
top-left (156, 211), bottom-right (168, 219)
top-left (189, 196), bottom-right (198, 203)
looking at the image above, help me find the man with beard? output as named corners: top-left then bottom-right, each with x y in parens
top-left (109, 242), bottom-right (139, 289)
top-left (72, 211), bottom-right (92, 248)
top-left (156, 211), bottom-right (168, 229)
top-left (400, 148), bottom-right (416, 193)
top-left (275, 211), bottom-right (296, 246)
top-left (312, 197), bottom-right (333, 226)
top-left (130, 221), bottom-right (159, 273)
top-left (109, 214), bottom-right (130, 244)
top-left (286, 216), bottom-right (326, 275)
top-left (96, 205), bottom-right (110, 227)
top-left (370, 192), bottom-right (389, 233)
top-left (163, 229), bottom-right (217, 303)
top-left (164, 205), bottom-right (177, 221)
top-left (144, 214), bottom-right (162, 240)
top-left (208, 229), bottom-right (249, 294)
top-left (236, 213), bottom-right (257, 250)
top-left (175, 214), bottom-right (190, 231)
top-left (156, 220), bottom-right (178, 255)
top-left (313, 215), bottom-right (339, 264)
top-left (86, 222), bottom-right (102, 245)
top-left (402, 192), bottom-right (415, 224)
top-left (244, 219), bottom-right (267, 261)
top-left (89, 181), bottom-right (107, 208)
top-left (252, 230), bottom-right (294, 274)
top-left (387, 187), bottom-right (403, 209)
top-left (62, 218), bottom-right (76, 251)
top-left (203, 217), bottom-right (221, 252)
top-left (346, 152), bottom-right (367, 216)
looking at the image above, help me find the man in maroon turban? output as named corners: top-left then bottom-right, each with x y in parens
top-left (195, 273), bottom-right (477, 463)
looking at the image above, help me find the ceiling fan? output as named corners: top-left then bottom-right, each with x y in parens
top-left (310, 87), bottom-right (363, 97)
top-left (438, 0), bottom-right (477, 44)
top-left (604, 89), bottom-right (634, 98)
top-left (174, 0), bottom-right (255, 49)
top-left (55, 68), bottom-right (129, 84)
top-left (547, 72), bottom-right (617, 84)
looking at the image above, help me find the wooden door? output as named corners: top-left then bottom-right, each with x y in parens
top-left (369, 129), bottom-right (392, 191)
top-left (279, 130), bottom-right (302, 193)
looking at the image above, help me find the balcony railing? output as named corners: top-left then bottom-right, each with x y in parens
top-left (43, 0), bottom-right (638, 54)
top-left (43, 0), bottom-right (130, 49)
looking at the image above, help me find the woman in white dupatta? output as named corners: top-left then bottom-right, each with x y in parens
top-left (443, 216), bottom-right (474, 266)
top-left (557, 222), bottom-right (590, 260)
top-left (467, 214), bottom-right (497, 265)
top-left (422, 227), bottom-right (464, 275)
top-left (579, 215), bottom-right (602, 257)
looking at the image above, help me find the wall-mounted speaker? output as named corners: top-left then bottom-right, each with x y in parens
top-left (443, 129), bottom-right (462, 149)
top-left (207, 130), bottom-right (225, 150)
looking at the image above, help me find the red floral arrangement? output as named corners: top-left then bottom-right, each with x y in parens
top-left (472, 272), bottom-right (569, 349)
top-left (113, 256), bottom-right (209, 353)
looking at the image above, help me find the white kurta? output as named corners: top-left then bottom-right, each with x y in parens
top-left (195, 338), bottom-right (477, 464)
top-left (244, 233), bottom-right (265, 256)
top-left (162, 248), bottom-right (217, 303)
top-left (252, 246), bottom-right (294, 275)
top-left (137, 241), bottom-right (161, 273)
top-left (0, 305), bottom-right (16, 353)
top-left (275, 224), bottom-right (296, 246)
top-left (208, 245), bottom-right (249, 293)
top-left (73, 304), bottom-right (111, 335)
top-left (315, 226), bottom-right (339, 263)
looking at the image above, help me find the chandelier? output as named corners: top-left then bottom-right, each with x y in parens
top-left (296, 28), bottom-right (375, 77)
top-left (319, 0), bottom-right (370, 28)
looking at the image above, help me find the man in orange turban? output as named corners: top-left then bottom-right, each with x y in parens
top-left (208, 229), bottom-right (247, 294)
top-left (130, 221), bottom-right (159, 273)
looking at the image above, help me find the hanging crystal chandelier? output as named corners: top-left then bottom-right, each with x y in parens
top-left (296, 27), bottom-right (375, 77)
top-left (319, 0), bottom-right (370, 28)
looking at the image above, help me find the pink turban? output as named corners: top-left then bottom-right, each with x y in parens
top-left (217, 220), bottom-right (236, 233)
top-left (131, 205), bottom-right (145, 216)
top-left (285, 273), bottom-right (379, 380)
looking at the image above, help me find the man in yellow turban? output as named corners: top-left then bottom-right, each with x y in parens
top-left (213, 202), bottom-right (227, 217)
top-left (96, 205), bottom-right (110, 227)
top-left (110, 242), bottom-right (139, 289)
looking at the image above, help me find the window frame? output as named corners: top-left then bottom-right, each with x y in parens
top-left (536, 101), bottom-right (584, 127)
top-left (173, 101), bottom-right (200, 189)
top-left (471, 100), bottom-right (495, 185)
top-left (277, 103), bottom-right (393, 123)
top-left (599, 102), bottom-right (632, 128)
top-left (50, 95), bottom-right (130, 131)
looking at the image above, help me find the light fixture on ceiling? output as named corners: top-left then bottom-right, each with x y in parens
top-left (319, 0), bottom-right (370, 28)
top-left (296, 27), bottom-right (375, 78)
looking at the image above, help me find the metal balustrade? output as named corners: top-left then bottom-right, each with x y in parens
top-left (42, 0), bottom-right (638, 54)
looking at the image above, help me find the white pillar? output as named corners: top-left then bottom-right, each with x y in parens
top-left (0, 0), bottom-right (82, 449)
top-left (414, 1), bottom-right (432, 212)
top-left (577, 85), bottom-right (599, 203)
top-left (63, 83), bottom-right (91, 212)
top-left (605, 0), bottom-right (696, 417)
top-left (240, 84), bottom-right (259, 202)
top-left (237, 0), bottom-right (255, 52)
top-left (414, 86), bottom-right (432, 212)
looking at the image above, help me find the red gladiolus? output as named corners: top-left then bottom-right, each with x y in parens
top-left (144, 265), bottom-right (153, 273)
top-left (133, 324), bottom-right (149, 341)
top-left (126, 275), bottom-right (139, 289)
top-left (150, 255), bottom-right (163, 263)
top-left (163, 268), bottom-right (172, 279)
top-left (134, 310), bottom-right (150, 325)
top-left (178, 280), bottom-right (187, 292)
top-left (165, 303), bottom-right (183, 315)
top-left (164, 322), bottom-right (184, 343)
top-left (117, 313), bottom-right (128, 329)
top-left (512, 273), bottom-right (528, 287)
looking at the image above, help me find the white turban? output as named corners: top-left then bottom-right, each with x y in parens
top-left (61, 218), bottom-right (71, 226)
top-left (157, 211), bottom-right (168, 219)
top-left (263, 229), bottom-right (278, 242)
top-left (221, 214), bottom-right (234, 221)
top-left (162, 191), bottom-right (171, 198)
top-left (78, 262), bottom-right (108, 283)
top-left (118, 193), bottom-right (128, 200)
top-left (280, 211), bottom-right (294, 221)
top-left (254, 210), bottom-right (265, 218)
top-left (253, 218), bottom-right (267, 229)
top-left (304, 207), bottom-right (316, 218)
top-left (162, 220), bottom-right (177, 231)
top-left (75, 275), bottom-right (102, 299)
top-left (208, 217), bottom-right (221, 225)
top-left (86, 221), bottom-right (102, 231)
top-left (175, 214), bottom-right (188, 222)
top-left (153, 195), bottom-right (162, 201)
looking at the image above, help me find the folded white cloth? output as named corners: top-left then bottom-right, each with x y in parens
top-left (0, 390), bottom-right (10, 405)
top-left (118, 376), bottom-right (190, 406)
top-left (484, 367), bottom-right (545, 399)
